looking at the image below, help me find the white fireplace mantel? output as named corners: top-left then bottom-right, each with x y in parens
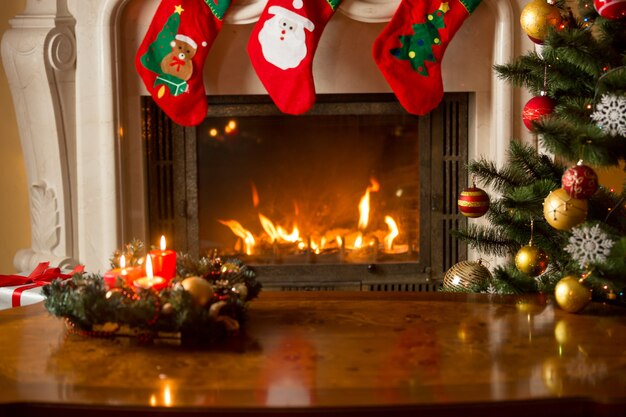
top-left (2, 0), bottom-right (514, 272)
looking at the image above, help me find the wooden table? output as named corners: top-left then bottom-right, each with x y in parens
top-left (0, 292), bottom-right (625, 417)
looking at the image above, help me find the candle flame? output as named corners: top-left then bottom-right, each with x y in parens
top-left (160, 235), bottom-right (167, 251)
top-left (146, 255), bottom-right (154, 280)
top-left (120, 254), bottom-right (126, 269)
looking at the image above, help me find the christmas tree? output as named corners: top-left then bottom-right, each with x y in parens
top-left (451, 0), bottom-right (626, 309)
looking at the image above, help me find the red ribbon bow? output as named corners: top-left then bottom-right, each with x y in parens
top-left (0, 262), bottom-right (84, 307)
top-left (169, 56), bottom-right (186, 72)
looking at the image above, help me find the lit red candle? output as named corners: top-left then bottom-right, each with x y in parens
top-left (134, 255), bottom-right (167, 292)
top-left (103, 255), bottom-right (143, 289)
top-left (149, 235), bottom-right (177, 281)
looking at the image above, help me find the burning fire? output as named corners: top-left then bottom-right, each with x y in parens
top-left (384, 216), bottom-right (399, 252)
top-left (218, 220), bottom-right (255, 255)
top-left (219, 177), bottom-right (405, 257)
top-left (358, 178), bottom-right (380, 230)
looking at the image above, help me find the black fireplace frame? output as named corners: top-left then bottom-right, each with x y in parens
top-left (142, 93), bottom-right (469, 291)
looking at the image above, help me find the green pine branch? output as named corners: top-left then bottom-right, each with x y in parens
top-left (536, 117), bottom-right (625, 165)
top-left (451, 224), bottom-right (519, 256)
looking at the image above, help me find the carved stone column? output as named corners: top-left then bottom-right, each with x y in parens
top-left (1, 0), bottom-right (78, 271)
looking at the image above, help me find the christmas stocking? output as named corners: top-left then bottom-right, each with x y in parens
top-left (247, 0), bottom-right (342, 115)
top-left (136, 0), bottom-right (232, 126)
top-left (373, 0), bottom-right (482, 115)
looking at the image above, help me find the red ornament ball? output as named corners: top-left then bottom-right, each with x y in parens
top-left (522, 96), bottom-right (556, 131)
top-left (561, 163), bottom-right (598, 199)
top-left (458, 186), bottom-right (490, 218)
top-left (594, 0), bottom-right (626, 19)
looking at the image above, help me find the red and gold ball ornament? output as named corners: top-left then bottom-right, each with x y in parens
top-left (523, 95), bottom-right (556, 131)
top-left (515, 243), bottom-right (549, 277)
top-left (543, 188), bottom-right (588, 230)
top-left (458, 185), bottom-right (490, 218)
top-left (520, 0), bottom-right (563, 41)
top-left (594, 0), bottom-right (626, 19)
top-left (443, 260), bottom-right (493, 291)
top-left (561, 162), bottom-right (598, 199)
top-left (554, 275), bottom-right (591, 313)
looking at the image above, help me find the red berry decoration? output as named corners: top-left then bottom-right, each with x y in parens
top-left (522, 96), bottom-right (556, 131)
top-left (458, 185), bottom-right (490, 218)
top-left (594, 0), bottom-right (626, 19)
top-left (562, 162), bottom-right (598, 199)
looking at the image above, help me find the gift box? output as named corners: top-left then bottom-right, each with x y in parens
top-left (0, 284), bottom-right (46, 310)
top-left (0, 262), bottom-right (84, 310)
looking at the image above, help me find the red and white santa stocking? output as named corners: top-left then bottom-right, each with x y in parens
top-left (373, 0), bottom-right (482, 115)
top-left (136, 0), bottom-right (233, 126)
top-left (247, 0), bottom-right (342, 115)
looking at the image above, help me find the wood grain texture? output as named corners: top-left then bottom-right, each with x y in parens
top-left (0, 292), bottom-right (625, 417)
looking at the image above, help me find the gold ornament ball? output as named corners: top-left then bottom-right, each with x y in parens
top-left (543, 188), bottom-right (588, 231)
top-left (161, 302), bottom-right (174, 316)
top-left (554, 276), bottom-right (591, 313)
top-left (515, 244), bottom-right (549, 276)
top-left (233, 282), bottom-right (248, 301)
top-left (520, 0), bottom-right (562, 40)
top-left (443, 260), bottom-right (493, 291)
top-left (181, 276), bottom-right (214, 307)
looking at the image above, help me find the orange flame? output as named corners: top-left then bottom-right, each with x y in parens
top-left (259, 213), bottom-right (279, 242)
top-left (310, 239), bottom-right (320, 254)
top-left (219, 219), bottom-right (255, 255)
top-left (358, 178), bottom-right (380, 230)
top-left (277, 225), bottom-right (300, 242)
top-left (384, 216), bottom-right (399, 252)
top-left (354, 233), bottom-right (363, 249)
top-left (251, 182), bottom-right (260, 208)
top-left (259, 213), bottom-right (301, 244)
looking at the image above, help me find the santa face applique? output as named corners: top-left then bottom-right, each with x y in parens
top-left (258, 4), bottom-right (315, 70)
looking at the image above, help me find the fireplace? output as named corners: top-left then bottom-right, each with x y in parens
top-left (144, 93), bottom-right (468, 290)
top-left (1, 0), bottom-right (517, 274)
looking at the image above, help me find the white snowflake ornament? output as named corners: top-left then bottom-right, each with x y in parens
top-left (590, 94), bottom-right (626, 137)
top-left (564, 224), bottom-right (615, 268)
top-left (484, 283), bottom-right (498, 295)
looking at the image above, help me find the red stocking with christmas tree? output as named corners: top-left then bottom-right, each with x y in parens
top-left (136, 0), bottom-right (233, 126)
top-left (373, 0), bottom-right (482, 115)
top-left (247, 0), bottom-right (342, 115)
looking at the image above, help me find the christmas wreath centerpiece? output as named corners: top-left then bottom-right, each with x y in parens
top-left (43, 240), bottom-right (261, 342)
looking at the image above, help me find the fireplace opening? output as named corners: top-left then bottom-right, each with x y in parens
top-left (143, 94), bottom-right (469, 290)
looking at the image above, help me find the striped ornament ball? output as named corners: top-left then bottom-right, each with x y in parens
top-left (458, 186), bottom-right (490, 218)
top-left (443, 260), bottom-right (493, 291)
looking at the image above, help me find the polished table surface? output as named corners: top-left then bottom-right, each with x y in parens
top-left (0, 291), bottom-right (625, 417)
